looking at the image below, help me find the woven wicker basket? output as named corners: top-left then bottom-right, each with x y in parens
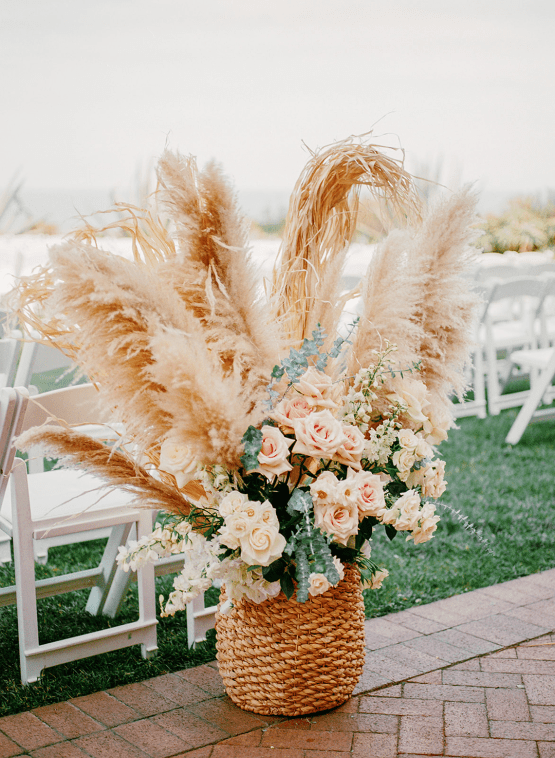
top-left (215, 565), bottom-right (366, 716)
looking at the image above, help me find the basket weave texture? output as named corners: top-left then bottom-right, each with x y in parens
top-left (215, 565), bottom-right (366, 716)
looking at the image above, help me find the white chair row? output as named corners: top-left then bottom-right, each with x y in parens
top-left (0, 382), bottom-right (218, 682)
top-left (0, 385), bottom-right (158, 683)
top-left (454, 274), bottom-right (555, 419)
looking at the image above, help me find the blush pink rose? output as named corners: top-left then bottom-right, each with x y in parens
top-left (352, 470), bottom-right (386, 519)
top-left (292, 409), bottom-right (347, 460)
top-left (293, 367), bottom-right (340, 410)
top-left (314, 499), bottom-right (359, 546)
top-left (251, 425), bottom-right (293, 480)
top-left (270, 395), bottom-right (313, 430)
top-left (333, 424), bottom-right (365, 469)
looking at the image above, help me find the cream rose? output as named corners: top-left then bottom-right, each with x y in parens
top-left (423, 404), bottom-right (452, 446)
top-left (333, 424), bottom-right (365, 469)
top-left (406, 460), bottom-right (447, 499)
top-left (258, 500), bottom-right (280, 528)
top-left (393, 490), bottom-right (422, 531)
top-left (407, 501), bottom-right (440, 544)
top-left (292, 409), bottom-right (347, 460)
top-left (362, 569), bottom-right (389, 590)
top-left (270, 396), bottom-right (313, 430)
top-left (352, 470), bottom-right (386, 519)
top-left (251, 425), bottom-right (293, 480)
top-left (293, 367), bottom-right (340, 410)
top-left (218, 490), bottom-right (249, 518)
top-left (310, 470), bottom-right (340, 505)
top-left (308, 573), bottom-right (331, 597)
top-left (387, 377), bottom-right (429, 427)
top-left (415, 435), bottom-right (433, 460)
top-left (314, 499), bottom-right (359, 546)
top-left (240, 524), bottom-right (287, 566)
top-left (397, 428), bottom-right (419, 451)
top-left (159, 437), bottom-right (198, 489)
top-left (392, 447), bottom-right (416, 480)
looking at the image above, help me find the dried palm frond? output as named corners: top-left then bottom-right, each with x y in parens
top-left (16, 425), bottom-right (191, 516)
top-left (272, 134), bottom-right (421, 351)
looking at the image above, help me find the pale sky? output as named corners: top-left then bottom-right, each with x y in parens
top-left (1, 0), bottom-right (554, 197)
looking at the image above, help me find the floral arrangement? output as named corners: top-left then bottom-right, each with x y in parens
top-left (9, 134), bottom-right (479, 617)
top-left (117, 334), bottom-right (448, 615)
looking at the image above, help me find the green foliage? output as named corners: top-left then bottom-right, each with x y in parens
top-left (239, 425), bottom-right (263, 470)
top-left (364, 403), bottom-right (555, 618)
top-left (477, 196), bottom-right (555, 253)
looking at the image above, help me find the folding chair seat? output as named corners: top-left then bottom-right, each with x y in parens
top-left (1, 383), bottom-right (123, 565)
top-left (0, 385), bottom-right (158, 683)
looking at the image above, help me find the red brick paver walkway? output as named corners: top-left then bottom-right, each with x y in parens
top-left (0, 569), bottom-right (554, 757)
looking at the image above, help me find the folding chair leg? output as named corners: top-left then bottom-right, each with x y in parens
top-left (136, 511), bottom-right (157, 660)
top-left (11, 461), bottom-right (43, 683)
top-left (0, 530), bottom-right (11, 565)
top-left (506, 349), bottom-right (555, 444)
top-left (85, 523), bottom-right (133, 616)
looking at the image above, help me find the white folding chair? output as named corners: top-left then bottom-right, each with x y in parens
top-left (0, 337), bottom-right (22, 390)
top-left (453, 282), bottom-right (491, 419)
top-left (101, 526), bottom-right (219, 648)
top-left (505, 346), bottom-right (555, 444)
top-left (1, 384), bottom-right (121, 564)
top-left (481, 277), bottom-right (547, 415)
top-left (0, 386), bottom-right (158, 683)
top-left (13, 339), bottom-right (76, 399)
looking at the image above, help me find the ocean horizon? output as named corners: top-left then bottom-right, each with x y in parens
top-left (14, 186), bottom-right (549, 234)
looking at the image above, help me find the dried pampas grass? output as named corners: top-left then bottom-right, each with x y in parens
top-left (16, 425), bottom-right (191, 516)
top-left (350, 186), bottom-right (480, 412)
top-left (272, 134), bottom-right (421, 351)
top-left (8, 134), bottom-right (480, 508)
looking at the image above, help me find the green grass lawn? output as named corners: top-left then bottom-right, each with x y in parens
top-left (1, 370), bottom-right (554, 716)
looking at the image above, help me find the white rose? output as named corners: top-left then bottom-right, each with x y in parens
top-left (415, 435), bottom-right (433, 460)
top-left (292, 409), bottom-right (347, 460)
top-left (387, 377), bottom-right (429, 427)
top-left (258, 500), bottom-right (280, 528)
top-left (240, 524), bottom-right (287, 566)
top-left (423, 404), bottom-right (452, 446)
top-left (251, 425), bottom-right (294, 480)
top-left (159, 437), bottom-right (198, 489)
top-left (405, 460), bottom-right (447, 499)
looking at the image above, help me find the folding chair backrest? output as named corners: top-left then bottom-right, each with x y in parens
top-left (483, 277), bottom-right (546, 320)
top-left (13, 341), bottom-right (75, 389)
top-left (0, 338), bottom-right (22, 389)
top-left (0, 388), bottom-right (28, 509)
top-left (527, 262), bottom-right (555, 276)
top-left (479, 265), bottom-right (523, 281)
